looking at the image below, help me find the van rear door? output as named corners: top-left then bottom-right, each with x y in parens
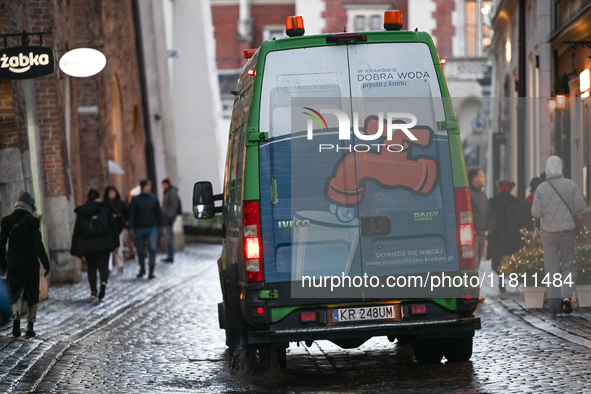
top-left (345, 43), bottom-right (459, 298)
top-left (259, 45), bottom-right (364, 300)
top-left (259, 41), bottom-right (460, 304)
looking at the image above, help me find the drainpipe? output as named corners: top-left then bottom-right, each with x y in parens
top-left (132, 0), bottom-right (158, 194)
top-left (517, 0), bottom-right (526, 200)
top-left (23, 79), bottom-right (49, 290)
top-left (238, 0), bottom-right (252, 43)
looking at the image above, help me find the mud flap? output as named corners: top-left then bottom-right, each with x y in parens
top-left (223, 263), bottom-right (249, 351)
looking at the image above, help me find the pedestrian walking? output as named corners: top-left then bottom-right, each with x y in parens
top-left (468, 168), bottom-right (491, 271)
top-left (531, 156), bottom-right (586, 315)
top-left (488, 181), bottom-right (521, 289)
top-left (0, 191), bottom-right (50, 337)
top-left (71, 189), bottom-right (119, 300)
top-left (128, 179), bottom-right (164, 279)
top-left (515, 177), bottom-right (543, 232)
top-left (104, 186), bottom-right (128, 275)
top-left (161, 178), bottom-right (182, 263)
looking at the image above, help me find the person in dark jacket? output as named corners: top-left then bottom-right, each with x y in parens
top-left (161, 178), bottom-right (181, 263)
top-left (468, 168), bottom-right (491, 271)
top-left (0, 191), bottom-right (50, 338)
top-left (104, 186), bottom-right (128, 275)
top-left (515, 177), bottom-right (544, 232)
top-left (488, 181), bottom-right (521, 277)
top-left (128, 179), bottom-right (164, 279)
top-left (71, 189), bottom-right (119, 300)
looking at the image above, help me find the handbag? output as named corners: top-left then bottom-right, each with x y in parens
top-left (548, 181), bottom-right (585, 234)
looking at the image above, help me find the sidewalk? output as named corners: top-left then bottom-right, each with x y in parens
top-left (0, 244), bottom-right (223, 393)
top-left (478, 258), bottom-right (591, 350)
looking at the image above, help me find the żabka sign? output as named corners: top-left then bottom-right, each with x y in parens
top-left (0, 46), bottom-right (55, 80)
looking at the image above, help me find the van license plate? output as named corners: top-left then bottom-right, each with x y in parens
top-left (332, 305), bottom-right (398, 323)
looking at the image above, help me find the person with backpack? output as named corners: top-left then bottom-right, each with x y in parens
top-left (161, 178), bottom-right (182, 263)
top-left (128, 179), bottom-right (164, 278)
top-left (0, 191), bottom-right (50, 337)
top-left (104, 186), bottom-right (128, 275)
top-left (71, 189), bottom-right (119, 300)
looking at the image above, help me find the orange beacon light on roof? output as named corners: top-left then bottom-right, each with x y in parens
top-left (384, 10), bottom-right (403, 30)
top-left (286, 16), bottom-right (305, 37)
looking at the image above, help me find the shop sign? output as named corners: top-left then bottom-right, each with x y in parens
top-left (59, 48), bottom-right (106, 77)
top-left (0, 46), bottom-right (55, 79)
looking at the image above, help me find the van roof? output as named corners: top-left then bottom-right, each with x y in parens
top-left (260, 30), bottom-right (440, 61)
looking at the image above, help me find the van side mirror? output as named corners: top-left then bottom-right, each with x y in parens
top-left (193, 182), bottom-right (216, 219)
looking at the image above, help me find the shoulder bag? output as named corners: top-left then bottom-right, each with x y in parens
top-left (548, 181), bottom-right (585, 234)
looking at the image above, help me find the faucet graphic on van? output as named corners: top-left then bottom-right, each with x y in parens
top-left (324, 115), bottom-right (439, 207)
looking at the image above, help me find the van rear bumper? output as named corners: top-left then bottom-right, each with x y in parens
top-left (247, 316), bottom-right (480, 345)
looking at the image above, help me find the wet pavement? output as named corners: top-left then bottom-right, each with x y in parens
top-left (2, 244), bottom-right (591, 393)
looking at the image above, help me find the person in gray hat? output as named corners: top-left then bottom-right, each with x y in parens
top-left (0, 191), bottom-right (51, 338)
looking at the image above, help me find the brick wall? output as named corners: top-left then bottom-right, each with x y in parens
top-left (0, 80), bottom-right (19, 150)
top-left (212, 3), bottom-right (295, 70)
top-left (432, 0), bottom-right (454, 59)
top-left (0, 0), bottom-right (147, 207)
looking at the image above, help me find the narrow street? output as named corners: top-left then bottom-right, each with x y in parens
top-left (2, 243), bottom-right (591, 393)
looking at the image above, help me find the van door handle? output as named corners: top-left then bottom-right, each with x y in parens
top-left (360, 216), bottom-right (391, 236)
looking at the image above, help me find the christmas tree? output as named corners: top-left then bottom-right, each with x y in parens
top-left (499, 226), bottom-right (591, 285)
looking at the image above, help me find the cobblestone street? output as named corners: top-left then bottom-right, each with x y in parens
top-left (3, 244), bottom-right (591, 393)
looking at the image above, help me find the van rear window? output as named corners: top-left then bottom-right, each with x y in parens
top-left (260, 42), bottom-right (445, 138)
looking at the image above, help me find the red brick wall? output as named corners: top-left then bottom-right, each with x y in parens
top-left (432, 0), bottom-right (454, 59)
top-left (322, 0), bottom-right (408, 34)
top-left (213, 5), bottom-right (241, 70)
top-left (0, 0), bottom-right (146, 206)
top-left (0, 80), bottom-right (19, 150)
top-left (212, 4), bottom-right (295, 70)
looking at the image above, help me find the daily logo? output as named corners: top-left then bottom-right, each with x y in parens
top-left (414, 211), bottom-right (439, 222)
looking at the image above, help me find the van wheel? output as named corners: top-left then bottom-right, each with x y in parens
top-left (413, 339), bottom-right (444, 364)
top-left (258, 346), bottom-right (287, 371)
top-left (443, 337), bottom-right (473, 362)
top-left (228, 347), bottom-right (257, 375)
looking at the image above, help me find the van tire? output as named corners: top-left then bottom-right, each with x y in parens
top-left (443, 337), bottom-right (473, 362)
top-left (258, 346), bottom-right (287, 371)
top-left (413, 339), bottom-right (444, 364)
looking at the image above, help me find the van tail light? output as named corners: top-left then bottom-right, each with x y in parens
top-left (243, 49), bottom-right (257, 58)
top-left (244, 201), bottom-right (263, 281)
top-left (301, 311), bottom-right (317, 322)
top-left (410, 304), bottom-right (427, 315)
top-left (455, 188), bottom-right (474, 269)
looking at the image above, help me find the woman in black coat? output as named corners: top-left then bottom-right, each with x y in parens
top-left (0, 191), bottom-right (50, 338)
top-left (71, 189), bottom-right (119, 300)
top-left (488, 181), bottom-right (521, 275)
top-left (104, 186), bottom-right (128, 274)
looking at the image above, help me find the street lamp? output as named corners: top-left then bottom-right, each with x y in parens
top-left (580, 69), bottom-right (590, 99)
top-left (556, 95), bottom-right (566, 109)
top-left (547, 99), bottom-right (557, 114)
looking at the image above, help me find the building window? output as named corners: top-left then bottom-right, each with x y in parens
top-left (354, 15), bottom-right (366, 31)
top-left (263, 25), bottom-right (285, 42)
top-left (465, 0), bottom-right (492, 57)
top-left (343, 3), bottom-right (390, 32)
top-left (370, 15), bottom-right (381, 31)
